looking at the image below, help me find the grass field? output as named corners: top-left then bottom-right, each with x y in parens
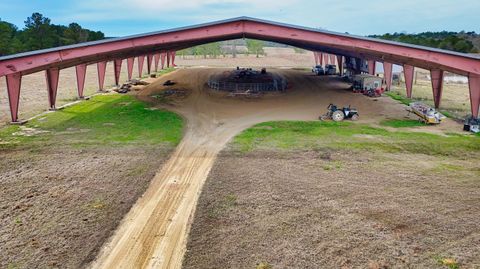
top-left (0, 94), bottom-right (183, 149)
top-left (232, 121), bottom-right (480, 157)
top-left (184, 120), bottom-right (480, 268)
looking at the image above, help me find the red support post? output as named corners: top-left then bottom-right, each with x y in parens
top-left (337, 55), bottom-right (343, 75)
top-left (75, 64), bottom-right (87, 98)
top-left (368, 60), bottom-right (376, 75)
top-left (138, 55), bottom-right (145, 77)
top-left (5, 73), bottom-right (22, 123)
top-left (166, 51), bottom-right (171, 68)
top-left (147, 54), bottom-right (153, 74)
top-left (154, 53), bottom-right (160, 73)
top-left (171, 51), bottom-right (176, 67)
top-left (430, 69), bottom-right (444, 108)
top-left (319, 52), bottom-right (323, 66)
top-left (329, 54), bottom-right (336, 66)
top-left (468, 74), bottom-right (480, 118)
top-left (161, 52), bottom-right (166, 69)
top-left (313, 52), bottom-right (319, 65)
top-left (97, 61), bottom-right (107, 91)
top-left (114, 59), bottom-right (122, 86)
top-left (403, 64), bottom-right (415, 98)
top-left (45, 67), bottom-right (60, 110)
top-left (323, 53), bottom-right (329, 65)
top-left (127, 57), bottom-right (134, 81)
top-left (383, 62), bottom-right (393, 91)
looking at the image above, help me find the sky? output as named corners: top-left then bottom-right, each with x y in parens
top-left (0, 0), bottom-right (479, 37)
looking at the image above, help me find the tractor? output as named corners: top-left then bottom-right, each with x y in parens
top-left (320, 104), bottom-right (359, 122)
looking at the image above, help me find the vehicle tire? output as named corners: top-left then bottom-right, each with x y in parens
top-left (332, 111), bottom-right (345, 122)
top-left (351, 114), bottom-right (359, 121)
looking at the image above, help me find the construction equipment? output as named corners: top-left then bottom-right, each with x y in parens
top-left (407, 102), bottom-right (446, 124)
top-left (320, 103), bottom-right (359, 121)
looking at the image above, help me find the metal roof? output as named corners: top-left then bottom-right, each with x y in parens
top-left (1, 16), bottom-right (479, 62)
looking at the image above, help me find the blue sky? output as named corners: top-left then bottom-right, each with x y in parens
top-left (1, 0), bottom-right (479, 37)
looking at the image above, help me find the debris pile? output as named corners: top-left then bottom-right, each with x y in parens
top-left (114, 79), bottom-right (150, 94)
top-left (407, 102), bottom-right (445, 124)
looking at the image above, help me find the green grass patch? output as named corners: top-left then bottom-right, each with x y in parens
top-left (0, 94), bottom-right (183, 149)
top-left (232, 121), bottom-right (480, 157)
top-left (156, 67), bottom-right (176, 76)
top-left (380, 119), bottom-right (425, 128)
top-left (386, 91), bottom-right (412, 106)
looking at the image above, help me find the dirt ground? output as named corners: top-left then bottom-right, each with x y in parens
top-left (89, 68), bottom-right (466, 269)
top-left (1, 65), bottom-right (473, 268)
top-left (0, 145), bottom-right (171, 269)
top-left (183, 149), bottom-right (480, 268)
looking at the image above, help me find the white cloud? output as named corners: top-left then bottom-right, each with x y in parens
top-left (53, 0), bottom-right (479, 36)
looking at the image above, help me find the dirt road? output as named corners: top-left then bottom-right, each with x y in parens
top-left (90, 68), bottom-right (461, 268)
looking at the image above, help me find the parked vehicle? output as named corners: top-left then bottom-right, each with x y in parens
top-left (325, 64), bottom-right (337, 75)
top-left (312, 65), bottom-right (325, 75)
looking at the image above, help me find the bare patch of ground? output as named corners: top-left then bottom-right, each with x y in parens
top-left (183, 149), bottom-right (480, 268)
top-left (0, 144), bottom-right (171, 269)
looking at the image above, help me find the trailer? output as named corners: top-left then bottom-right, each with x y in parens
top-left (351, 74), bottom-right (384, 97)
top-left (407, 102), bottom-right (446, 124)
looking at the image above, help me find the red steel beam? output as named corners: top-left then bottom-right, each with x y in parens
top-left (337, 55), bottom-right (343, 75)
top-left (138, 55), bottom-right (145, 77)
top-left (114, 59), bottom-right (122, 86)
top-left (469, 74), bottom-right (480, 118)
top-left (403, 65), bottom-right (415, 98)
top-left (431, 69), bottom-right (444, 108)
top-left (1, 18), bottom-right (479, 78)
top-left (161, 52), bottom-right (166, 69)
top-left (171, 51), bottom-right (176, 66)
top-left (383, 62), bottom-right (393, 91)
top-left (97, 61), bottom-right (107, 91)
top-left (154, 53), bottom-right (160, 73)
top-left (313, 52), bottom-right (319, 65)
top-left (147, 54), bottom-right (153, 74)
top-left (166, 51), bottom-right (171, 68)
top-left (127, 57), bottom-right (134, 81)
top-left (329, 54), bottom-right (336, 66)
top-left (319, 52), bottom-right (323, 66)
top-left (323, 54), bottom-right (329, 65)
top-left (75, 64), bottom-right (87, 98)
top-left (5, 73), bottom-right (22, 122)
top-left (45, 67), bottom-right (60, 109)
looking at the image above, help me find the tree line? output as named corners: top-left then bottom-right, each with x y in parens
top-left (0, 13), bottom-right (105, 56)
top-left (370, 31), bottom-right (479, 53)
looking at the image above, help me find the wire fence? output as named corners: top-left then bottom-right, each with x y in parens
top-left (208, 74), bottom-right (287, 92)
